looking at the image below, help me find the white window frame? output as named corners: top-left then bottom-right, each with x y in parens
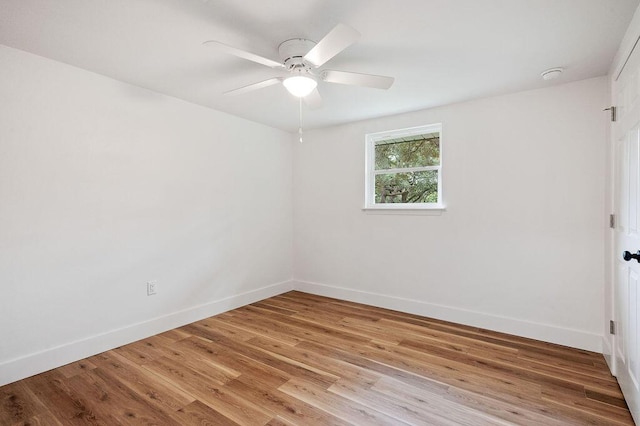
top-left (364, 123), bottom-right (444, 210)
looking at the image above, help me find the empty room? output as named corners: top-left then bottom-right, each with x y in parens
top-left (2, 0), bottom-right (640, 424)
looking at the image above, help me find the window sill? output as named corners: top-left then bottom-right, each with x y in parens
top-left (362, 204), bottom-right (446, 215)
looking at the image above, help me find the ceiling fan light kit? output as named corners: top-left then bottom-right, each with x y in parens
top-left (283, 74), bottom-right (317, 97)
top-left (280, 39), bottom-right (318, 97)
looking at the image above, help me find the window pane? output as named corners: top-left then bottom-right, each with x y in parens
top-left (375, 170), bottom-right (438, 203)
top-left (375, 133), bottom-right (439, 170)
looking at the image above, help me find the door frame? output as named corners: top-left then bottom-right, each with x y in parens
top-left (606, 7), bottom-right (640, 376)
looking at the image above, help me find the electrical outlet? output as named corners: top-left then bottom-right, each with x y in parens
top-left (147, 281), bottom-right (157, 296)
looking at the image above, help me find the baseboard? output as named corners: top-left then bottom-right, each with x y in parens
top-left (0, 280), bottom-right (294, 387)
top-left (603, 335), bottom-right (615, 375)
top-left (293, 280), bottom-right (603, 353)
top-left (1, 278), bottom-right (604, 387)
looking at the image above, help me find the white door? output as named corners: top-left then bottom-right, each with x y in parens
top-left (614, 39), bottom-right (640, 424)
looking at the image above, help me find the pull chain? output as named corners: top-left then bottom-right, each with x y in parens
top-left (298, 97), bottom-right (303, 143)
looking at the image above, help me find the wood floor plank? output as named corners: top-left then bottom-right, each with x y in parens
top-left (207, 312), bottom-right (305, 346)
top-left (265, 417), bottom-right (296, 426)
top-left (173, 400), bottom-right (241, 425)
top-left (111, 336), bottom-right (167, 366)
top-left (278, 377), bottom-right (408, 425)
top-left (142, 356), bottom-right (273, 425)
top-left (56, 360), bottom-right (98, 379)
top-left (23, 370), bottom-right (111, 425)
top-left (586, 387), bottom-right (629, 409)
top-left (398, 337), bottom-right (619, 395)
top-left (248, 336), bottom-right (381, 388)
top-left (87, 351), bottom-right (196, 413)
top-left (154, 328), bottom-right (191, 343)
top-left (250, 300), bottom-right (299, 316)
top-left (371, 376), bottom-right (519, 426)
top-left (0, 380), bottom-right (46, 425)
top-left (20, 410), bottom-right (66, 426)
top-left (441, 381), bottom-right (576, 425)
top-left (66, 368), bottom-right (182, 425)
top-left (169, 336), bottom-right (289, 389)
top-left (541, 383), bottom-right (632, 424)
top-left (198, 316), bottom-right (261, 342)
top-left (327, 378), bottom-right (462, 426)
top-left (0, 291), bottom-right (632, 425)
top-left (225, 376), bottom-right (352, 426)
top-left (180, 324), bottom-right (340, 389)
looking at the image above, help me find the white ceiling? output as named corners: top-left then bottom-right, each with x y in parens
top-left (1, 0), bottom-right (638, 132)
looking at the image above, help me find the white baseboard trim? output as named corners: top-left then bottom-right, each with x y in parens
top-left (0, 280), bottom-right (294, 387)
top-left (603, 335), bottom-right (615, 375)
top-left (293, 280), bottom-right (603, 353)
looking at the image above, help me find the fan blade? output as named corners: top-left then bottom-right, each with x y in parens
top-left (203, 40), bottom-right (283, 68)
top-left (224, 78), bottom-right (282, 96)
top-left (322, 70), bottom-right (394, 89)
top-left (304, 23), bottom-right (360, 67)
top-left (304, 88), bottom-right (323, 109)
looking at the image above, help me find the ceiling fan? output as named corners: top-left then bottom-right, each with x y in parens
top-left (203, 23), bottom-right (395, 109)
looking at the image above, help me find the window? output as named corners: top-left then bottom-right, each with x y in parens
top-left (365, 124), bottom-right (443, 209)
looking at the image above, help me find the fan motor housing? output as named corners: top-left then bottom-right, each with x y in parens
top-left (278, 38), bottom-right (316, 70)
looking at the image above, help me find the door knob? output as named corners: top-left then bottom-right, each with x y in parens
top-left (623, 250), bottom-right (640, 262)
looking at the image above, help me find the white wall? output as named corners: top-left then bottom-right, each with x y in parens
top-left (0, 45), bottom-right (294, 385)
top-left (0, 41), bottom-right (610, 387)
top-left (293, 77), bottom-right (608, 351)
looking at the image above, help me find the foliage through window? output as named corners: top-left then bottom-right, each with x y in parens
top-left (365, 124), bottom-right (442, 209)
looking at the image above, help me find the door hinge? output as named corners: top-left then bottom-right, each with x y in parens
top-left (604, 106), bottom-right (617, 122)
top-left (610, 320), bottom-right (616, 335)
top-left (610, 214), bottom-right (616, 229)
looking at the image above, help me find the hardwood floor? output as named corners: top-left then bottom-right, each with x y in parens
top-left (0, 291), bottom-right (633, 425)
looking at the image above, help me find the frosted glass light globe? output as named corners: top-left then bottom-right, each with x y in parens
top-left (283, 75), bottom-right (317, 97)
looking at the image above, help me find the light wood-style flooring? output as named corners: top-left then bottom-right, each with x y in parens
top-left (0, 291), bottom-right (633, 425)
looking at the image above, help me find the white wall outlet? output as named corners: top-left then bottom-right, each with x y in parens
top-left (147, 281), bottom-right (157, 296)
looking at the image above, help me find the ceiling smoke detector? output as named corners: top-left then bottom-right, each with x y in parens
top-left (541, 67), bottom-right (564, 81)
